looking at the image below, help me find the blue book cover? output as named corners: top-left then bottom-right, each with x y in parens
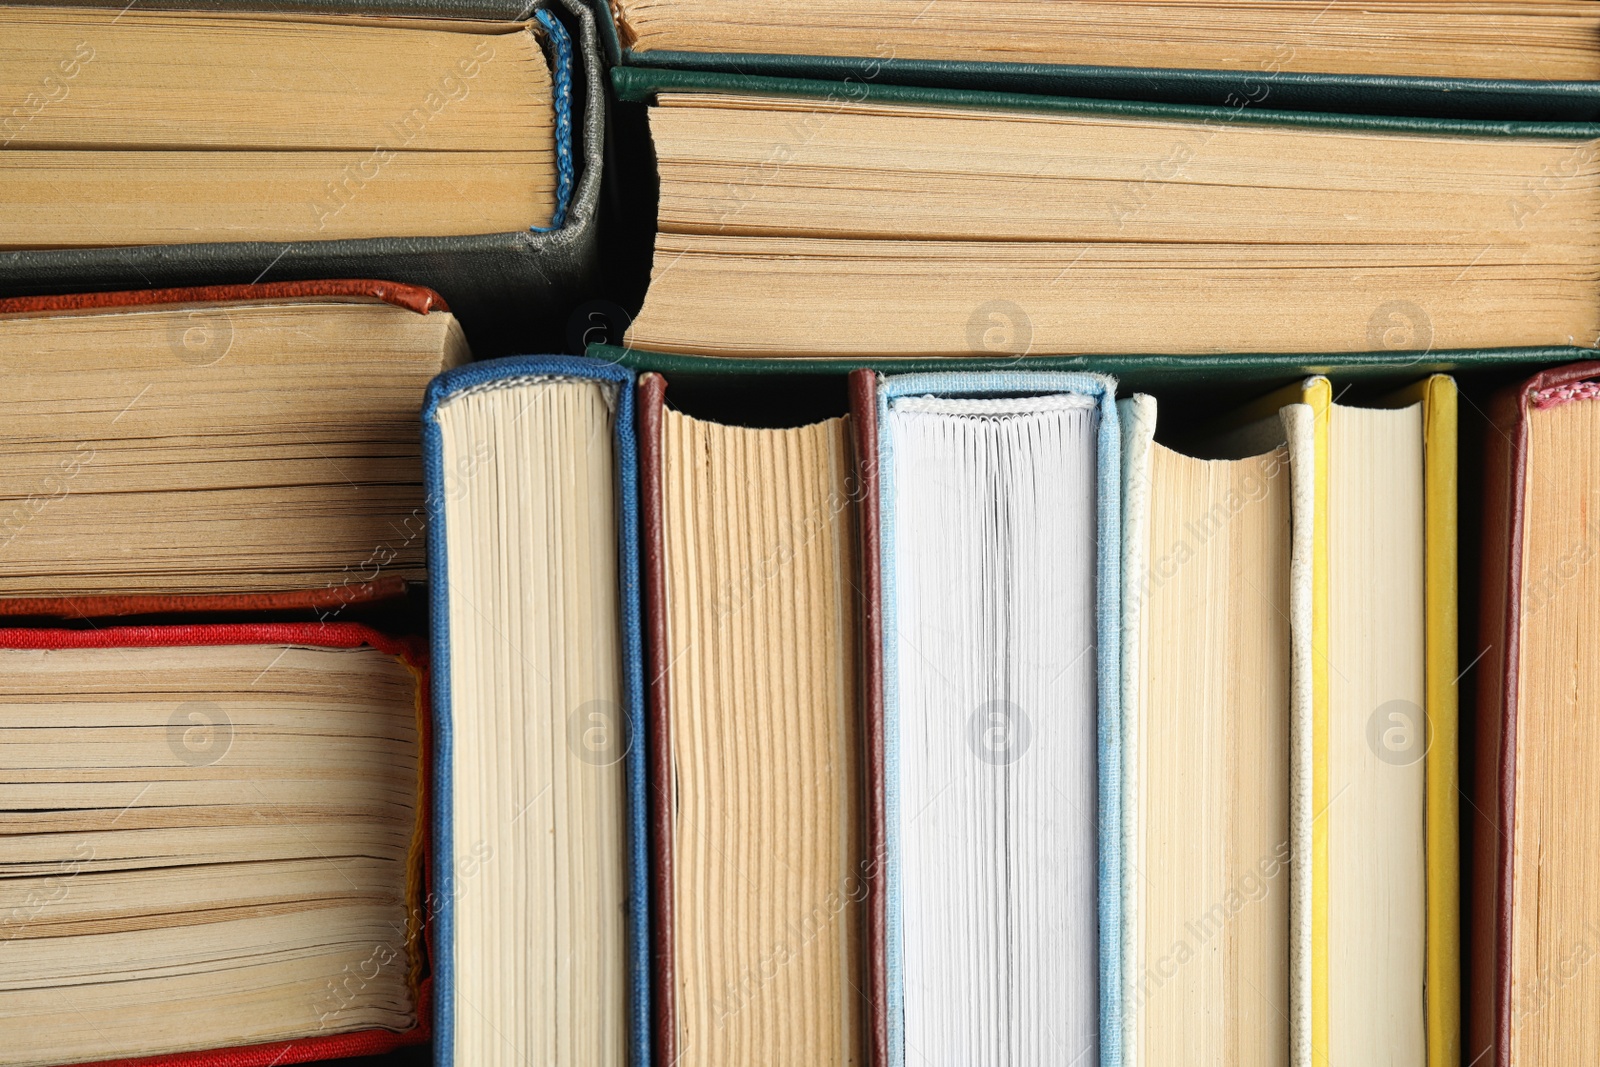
top-left (422, 355), bottom-right (650, 1067)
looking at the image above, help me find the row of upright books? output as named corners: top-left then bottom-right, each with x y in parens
top-left (4, 2), bottom-right (1600, 1067)
top-left (4, 280), bottom-right (1599, 1067)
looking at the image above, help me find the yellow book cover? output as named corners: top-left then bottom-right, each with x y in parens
top-left (1302, 375), bottom-right (1458, 1067)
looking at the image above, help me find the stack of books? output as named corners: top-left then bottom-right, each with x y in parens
top-left (3, 4), bottom-right (1599, 1067)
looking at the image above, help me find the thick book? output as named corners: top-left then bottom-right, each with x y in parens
top-left (614, 70), bottom-right (1600, 361)
top-left (0, 621), bottom-right (429, 1067)
top-left (637, 369), bottom-right (877, 1067)
top-left (597, 1), bottom-right (1600, 121)
top-left (0, 280), bottom-right (464, 612)
top-left (1118, 378), bottom-right (1458, 1067)
top-left (1118, 394), bottom-right (1295, 1067)
top-left (1470, 361), bottom-right (1600, 1067)
top-left (870, 370), bottom-right (1122, 1067)
top-left (0, 0), bottom-right (604, 355)
top-left (1238, 376), bottom-right (1458, 1067)
top-left (422, 356), bottom-right (649, 1067)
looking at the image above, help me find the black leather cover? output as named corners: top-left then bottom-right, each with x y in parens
top-left (0, 0), bottom-right (606, 356)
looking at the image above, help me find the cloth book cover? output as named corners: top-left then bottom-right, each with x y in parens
top-left (0, 278), bottom-right (443, 619)
top-left (595, 5), bottom-right (1600, 122)
top-left (5, 620), bottom-right (430, 1067)
top-left (1468, 360), bottom-right (1600, 1067)
top-left (848, 369), bottom-right (889, 1067)
top-left (1295, 375), bottom-right (1460, 1067)
top-left (422, 355), bottom-right (650, 1067)
top-left (1116, 375), bottom-right (1458, 1067)
top-left (0, 0), bottom-right (602, 356)
top-left (872, 370), bottom-right (1123, 1067)
top-left (610, 65), bottom-right (1600, 151)
top-left (593, 342), bottom-right (1600, 395)
top-left (636, 368), bottom-right (880, 1067)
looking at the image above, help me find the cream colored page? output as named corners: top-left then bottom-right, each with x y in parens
top-left (1326, 403), bottom-right (1425, 1067)
top-left (0, 13), bottom-right (556, 242)
top-left (0, 10), bottom-right (552, 149)
top-left (0, 152), bottom-right (554, 246)
top-left (0, 644), bottom-right (417, 1066)
top-left (1138, 443), bottom-right (1290, 1067)
top-left (0, 301), bottom-right (463, 596)
top-left (627, 235), bottom-right (1597, 359)
top-left (439, 379), bottom-right (627, 1067)
top-left (652, 96), bottom-right (1592, 250)
top-left (627, 96), bottom-right (1600, 359)
top-left (616, 0), bottom-right (1600, 79)
top-left (1510, 399), bottom-right (1600, 1066)
top-left (661, 408), bottom-right (863, 1067)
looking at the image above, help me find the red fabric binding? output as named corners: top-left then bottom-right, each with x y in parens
top-left (0, 280), bottom-right (447, 317)
top-left (71, 1013), bottom-right (428, 1067)
top-left (0, 579), bottom-right (410, 620)
top-left (6, 622), bottom-right (432, 1067)
top-left (0, 621), bottom-right (420, 660)
top-left (1529, 380), bottom-right (1600, 410)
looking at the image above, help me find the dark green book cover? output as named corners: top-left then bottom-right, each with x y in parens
top-left (596, 4), bottom-right (1600, 122)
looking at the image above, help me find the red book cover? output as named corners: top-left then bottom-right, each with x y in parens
top-left (0, 622), bottom-right (431, 1067)
top-left (0, 281), bottom-right (447, 620)
top-left (0, 280), bottom-right (448, 319)
top-left (1469, 360), bottom-right (1600, 1067)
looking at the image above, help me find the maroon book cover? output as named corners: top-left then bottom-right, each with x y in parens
top-left (638, 371), bottom-right (885, 1066)
top-left (1469, 360), bottom-right (1600, 1067)
top-left (0, 281), bottom-right (447, 619)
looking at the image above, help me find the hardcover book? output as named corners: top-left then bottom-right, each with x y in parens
top-left (599, 0), bottom-right (1600, 120)
top-left (0, 0), bottom-right (605, 355)
top-left (1118, 394), bottom-right (1295, 1067)
top-left (637, 369), bottom-right (875, 1067)
top-left (0, 622), bottom-right (428, 1067)
top-left (872, 370), bottom-right (1122, 1067)
top-left (1254, 376), bottom-right (1460, 1067)
top-left (0, 281), bottom-right (465, 611)
top-left (422, 356), bottom-right (650, 1067)
top-left (615, 71), bottom-right (1600, 361)
top-left (1470, 361), bottom-right (1600, 1067)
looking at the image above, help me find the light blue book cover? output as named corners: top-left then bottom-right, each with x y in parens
top-left (876, 370), bottom-right (1122, 1067)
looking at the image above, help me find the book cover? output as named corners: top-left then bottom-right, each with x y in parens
top-left (596, 7), bottom-right (1600, 122)
top-left (595, 344), bottom-right (1600, 393)
top-left (0, 620), bottom-right (430, 1067)
top-left (608, 67), bottom-right (1600, 149)
top-left (0, 278), bottom-right (452, 618)
top-left (422, 354), bottom-right (650, 1067)
top-left (848, 369), bottom-right (889, 1067)
top-left (0, 0), bottom-right (602, 357)
top-left (874, 370), bottom-right (1122, 1067)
